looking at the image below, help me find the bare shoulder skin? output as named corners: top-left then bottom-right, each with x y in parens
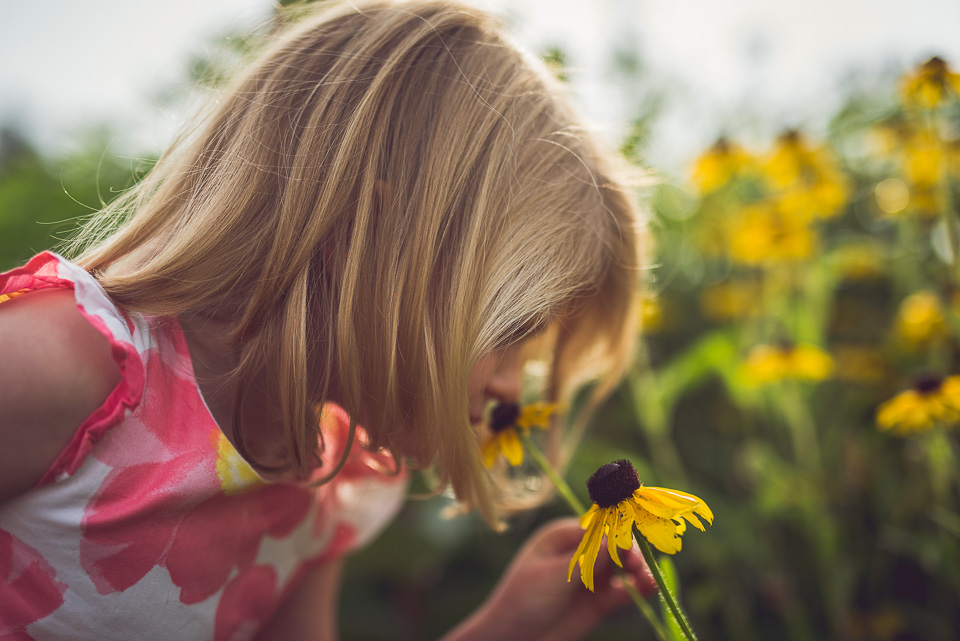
top-left (0, 288), bottom-right (121, 503)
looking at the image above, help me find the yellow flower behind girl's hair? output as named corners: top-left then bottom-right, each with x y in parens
top-left (481, 402), bottom-right (561, 467)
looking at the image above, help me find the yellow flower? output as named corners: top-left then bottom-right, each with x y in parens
top-left (742, 342), bottom-right (834, 385)
top-left (691, 137), bottom-right (756, 193)
top-left (481, 402), bottom-right (560, 467)
top-left (877, 374), bottom-right (960, 435)
top-left (900, 129), bottom-right (960, 189)
top-left (895, 291), bottom-right (946, 346)
top-left (729, 203), bottom-right (816, 265)
top-left (638, 294), bottom-right (664, 334)
top-left (901, 56), bottom-right (960, 109)
top-left (700, 280), bottom-right (761, 321)
top-left (763, 130), bottom-right (848, 221)
top-left (906, 183), bottom-right (940, 218)
top-left (567, 460), bottom-right (712, 592)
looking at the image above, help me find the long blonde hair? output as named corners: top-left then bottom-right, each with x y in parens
top-left (70, 0), bottom-right (643, 524)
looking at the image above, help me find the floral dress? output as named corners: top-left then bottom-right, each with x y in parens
top-left (0, 253), bottom-right (407, 641)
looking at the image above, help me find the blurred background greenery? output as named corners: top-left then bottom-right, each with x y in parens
top-left (2, 2), bottom-right (960, 640)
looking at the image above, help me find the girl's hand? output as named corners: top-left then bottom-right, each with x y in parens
top-left (445, 517), bottom-right (657, 641)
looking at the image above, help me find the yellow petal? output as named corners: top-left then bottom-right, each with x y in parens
top-left (638, 486), bottom-right (714, 525)
top-left (500, 430), bottom-right (524, 466)
top-left (612, 505), bottom-right (637, 551)
top-left (568, 509), bottom-right (608, 592)
top-left (516, 402), bottom-right (562, 430)
top-left (683, 510), bottom-right (705, 532)
top-left (634, 506), bottom-right (683, 555)
top-left (579, 503), bottom-right (600, 529)
top-left (694, 500), bottom-right (715, 525)
top-left (606, 511), bottom-right (623, 568)
top-left (481, 439), bottom-right (500, 468)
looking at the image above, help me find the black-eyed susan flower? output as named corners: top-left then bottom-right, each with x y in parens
top-left (691, 137), bottom-right (756, 193)
top-left (763, 130), bottom-right (848, 221)
top-left (729, 203), bottom-right (817, 265)
top-left (898, 129), bottom-right (960, 195)
top-left (894, 291), bottom-right (947, 347)
top-left (700, 279), bottom-right (762, 321)
top-left (567, 459), bottom-right (713, 592)
top-left (877, 374), bottom-right (960, 435)
top-left (742, 342), bottom-right (834, 385)
top-left (481, 402), bottom-right (559, 467)
top-left (901, 56), bottom-right (960, 109)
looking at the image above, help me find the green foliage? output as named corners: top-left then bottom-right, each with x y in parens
top-left (0, 127), bottom-right (152, 270)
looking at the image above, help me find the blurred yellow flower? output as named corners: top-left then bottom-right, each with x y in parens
top-left (901, 56), bottom-right (960, 109)
top-left (901, 130), bottom-right (960, 189)
top-left (638, 294), bottom-right (664, 334)
top-left (877, 374), bottom-right (960, 435)
top-left (868, 119), bottom-right (911, 157)
top-left (906, 184), bottom-right (940, 218)
top-left (700, 280), bottom-right (761, 320)
top-left (692, 137), bottom-right (756, 193)
top-left (743, 342), bottom-right (834, 385)
top-left (894, 291), bottom-right (947, 346)
top-left (567, 460), bottom-right (713, 592)
top-left (729, 203), bottom-right (817, 265)
top-left (481, 402), bottom-right (560, 467)
top-left (763, 130), bottom-right (848, 220)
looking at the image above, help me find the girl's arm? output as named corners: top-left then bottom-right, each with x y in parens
top-left (253, 559), bottom-right (344, 641)
top-left (0, 288), bottom-right (121, 503)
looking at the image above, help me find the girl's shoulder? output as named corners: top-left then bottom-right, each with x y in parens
top-left (0, 253), bottom-right (142, 502)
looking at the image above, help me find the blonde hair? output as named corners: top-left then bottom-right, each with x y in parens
top-left (70, 0), bottom-right (643, 524)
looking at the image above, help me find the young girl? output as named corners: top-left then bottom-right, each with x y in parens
top-left (0, 1), bottom-right (651, 638)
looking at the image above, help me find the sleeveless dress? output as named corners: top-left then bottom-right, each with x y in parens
top-left (0, 252), bottom-right (408, 641)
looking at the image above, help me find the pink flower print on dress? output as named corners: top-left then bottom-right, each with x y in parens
top-left (80, 346), bottom-right (313, 605)
top-left (213, 565), bottom-right (279, 641)
top-left (213, 526), bottom-right (356, 641)
top-left (0, 528), bottom-right (68, 639)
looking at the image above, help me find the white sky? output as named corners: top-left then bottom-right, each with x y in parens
top-left (2, 0), bottom-right (960, 173)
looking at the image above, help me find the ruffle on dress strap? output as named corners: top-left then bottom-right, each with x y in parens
top-left (0, 252), bottom-right (145, 484)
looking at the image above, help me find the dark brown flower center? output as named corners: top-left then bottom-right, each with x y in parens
top-left (490, 403), bottom-right (521, 433)
top-left (914, 373), bottom-right (944, 395)
top-left (924, 56), bottom-right (947, 76)
top-left (586, 459), bottom-right (642, 508)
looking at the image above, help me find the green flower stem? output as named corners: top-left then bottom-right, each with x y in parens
top-left (637, 537), bottom-right (699, 641)
top-left (926, 108), bottom-right (960, 280)
top-left (517, 431), bottom-right (585, 514)
top-left (517, 432), bottom-right (670, 641)
top-left (778, 382), bottom-right (821, 471)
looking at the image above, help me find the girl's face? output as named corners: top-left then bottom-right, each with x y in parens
top-left (467, 342), bottom-right (526, 425)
